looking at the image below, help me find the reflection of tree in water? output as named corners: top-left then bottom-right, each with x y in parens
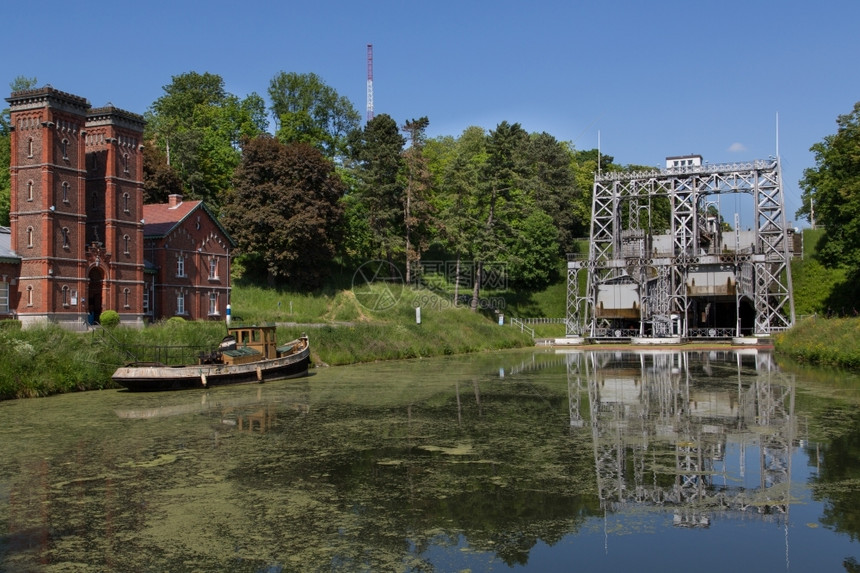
top-left (226, 379), bottom-right (601, 569)
top-left (809, 406), bottom-right (860, 543)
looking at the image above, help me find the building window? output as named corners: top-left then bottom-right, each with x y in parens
top-left (123, 234), bottom-right (130, 255)
top-left (62, 285), bottom-right (70, 307)
top-left (122, 192), bottom-right (130, 213)
top-left (209, 258), bottom-right (218, 279)
top-left (27, 181), bottom-right (34, 201)
top-left (123, 288), bottom-right (130, 309)
top-left (142, 288), bottom-right (149, 312)
top-left (123, 153), bottom-right (129, 174)
top-left (26, 286), bottom-right (33, 307)
top-left (26, 227), bottom-right (34, 248)
top-left (176, 292), bottom-right (185, 315)
top-left (62, 138), bottom-right (69, 160)
top-left (0, 281), bottom-right (9, 313)
top-left (27, 138), bottom-right (34, 158)
top-left (209, 292), bottom-right (219, 316)
top-left (62, 227), bottom-right (70, 249)
top-left (62, 181), bottom-right (70, 204)
top-left (71, 289), bottom-right (78, 305)
top-left (176, 255), bottom-right (185, 277)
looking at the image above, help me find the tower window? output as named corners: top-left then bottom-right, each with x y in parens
top-left (27, 181), bottom-right (34, 202)
top-left (27, 138), bottom-right (34, 158)
top-left (62, 139), bottom-right (69, 161)
top-left (62, 181), bottom-right (70, 204)
top-left (27, 286), bottom-right (34, 307)
top-left (123, 234), bottom-right (130, 255)
top-left (123, 153), bottom-right (130, 174)
top-left (62, 227), bottom-right (70, 249)
top-left (26, 226), bottom-right (34, 248)
top-left (123, 192), bottom-right (130, 213)
top-left (62, 286), bottom-right (70, 307)
top-left (123, 288), bottom-right (130, 309)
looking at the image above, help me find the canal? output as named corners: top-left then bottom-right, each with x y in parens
top-left (1, 348), bottom-right (859, 572)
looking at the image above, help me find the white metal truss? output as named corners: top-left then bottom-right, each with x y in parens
top-left (567, 159), bottom-right (795, 339)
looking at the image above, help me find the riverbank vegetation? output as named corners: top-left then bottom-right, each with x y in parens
top-left (0, 281), bottom-right (533, 400)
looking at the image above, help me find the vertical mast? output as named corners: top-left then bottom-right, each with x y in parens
top-left (366, 44), bottom-right (374, 122)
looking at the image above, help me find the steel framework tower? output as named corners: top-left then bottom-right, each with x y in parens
top-left (366, 44), bottom-right (374, 122)
top-left (567, 159), bottom-right (795, 340)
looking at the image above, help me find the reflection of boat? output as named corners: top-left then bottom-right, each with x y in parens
top-left (112, 324), bottom-right (310, 392)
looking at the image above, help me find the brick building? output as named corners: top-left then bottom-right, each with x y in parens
top-left (3, 87), bottom-right (233, 328)
top-left (142, 194), bottom-right (234, 322)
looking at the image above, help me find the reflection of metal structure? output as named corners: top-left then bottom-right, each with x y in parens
top-left (566, 349), bottom-right (795, 525)
top-left (567, 159), bottom-right (795, 339)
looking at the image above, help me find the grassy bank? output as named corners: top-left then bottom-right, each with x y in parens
top-left (0, 283), bottom-right (533, 400)
top-left (774, 316), bottom-right (860, 370)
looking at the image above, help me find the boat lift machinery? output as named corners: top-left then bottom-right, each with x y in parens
top-left (567, 158), bottom-right (795, 340)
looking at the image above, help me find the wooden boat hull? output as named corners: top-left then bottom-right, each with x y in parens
top-left (112, 344), bottom-right (310, 392)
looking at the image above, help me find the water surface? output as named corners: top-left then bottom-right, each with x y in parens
top-left (1, 348), bottom-right (859, 572)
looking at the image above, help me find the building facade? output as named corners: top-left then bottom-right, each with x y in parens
top-left (3, 87), bottom-right (233, 328)
top-left (142, 195), bottom-right (234, 322)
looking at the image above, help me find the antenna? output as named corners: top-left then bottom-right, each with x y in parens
top-left (366, 44), bottom-right (374, 122)
top-left (775, 111), bottom-right (780, 159)
top-left (597, 130), bottom-right (601, 176)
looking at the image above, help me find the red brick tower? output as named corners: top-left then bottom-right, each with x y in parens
top-left (7, 88), bottom-right (89, 328)
top-left (6, 87), bottom-right (145, 328)
top-left (84, 106), bottom-right (146, 326)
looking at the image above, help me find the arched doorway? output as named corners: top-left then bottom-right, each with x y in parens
top-left (88, 267), bottom-right (104, 323)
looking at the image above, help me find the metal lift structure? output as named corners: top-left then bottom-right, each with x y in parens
top-left (567, 158), bottom-right (795, 340)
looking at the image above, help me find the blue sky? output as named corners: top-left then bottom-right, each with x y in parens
top-left (4, 0), bottom-right (858, 228)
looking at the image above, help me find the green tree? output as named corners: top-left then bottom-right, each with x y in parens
top-left (347, 114), bottom-right (405, 269)
top-left (268, 72), bottom-right (360, 161)
top-left (470, 121), bottom-right (529, 311)
top-left (799, 101), bottom-right (860, 271)
top-left (518, 132), bottom-right (582, 254)
top-left (400, 116), bottom-right (433, 283)
top-left (221, 136), bottom-right (345, 288)
top-left (427, 128), bottom-right (487, 304)
top-left (145, 72), bottom-right (267, 208)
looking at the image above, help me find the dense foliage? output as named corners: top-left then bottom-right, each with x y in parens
top-left (798, 102), bottom-right (860, 269)
top-left (0, 71), bottom-right (644, 304)
top-left (221, 136), bottom-right (345, 288)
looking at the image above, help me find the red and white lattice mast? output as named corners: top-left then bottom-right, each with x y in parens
top-left (366, 44), bottom-right (374, 122)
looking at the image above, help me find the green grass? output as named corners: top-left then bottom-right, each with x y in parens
top-left (775, 316), bottom-right (860, 369)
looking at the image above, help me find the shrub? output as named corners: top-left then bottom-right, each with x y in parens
top-left (99, 310), bottom-right (120, 328)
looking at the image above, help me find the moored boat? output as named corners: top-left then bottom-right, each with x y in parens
top-left (112, 324), bottom-right (310, 391)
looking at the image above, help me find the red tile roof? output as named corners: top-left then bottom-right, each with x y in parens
top-left (143, 199), bottom-right (202, 238)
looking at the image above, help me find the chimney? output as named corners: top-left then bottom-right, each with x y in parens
top-left (168, 194), bottom-right (183, 208)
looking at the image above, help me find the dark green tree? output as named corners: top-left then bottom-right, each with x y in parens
top-left (799, 101), bottom-right (860, 271)
top-left (221, 136), bottom-right (345, 288)
top-left (518, 132), bottom-right (582, 255)
top-left (347, 114), bottom-right (405, 269)
top-left (268, 72), bottom-right (360, 161)
top-left (142, 143), bottom-right (183, 204)
top-left (470, 121), bottom-right (529, 311)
